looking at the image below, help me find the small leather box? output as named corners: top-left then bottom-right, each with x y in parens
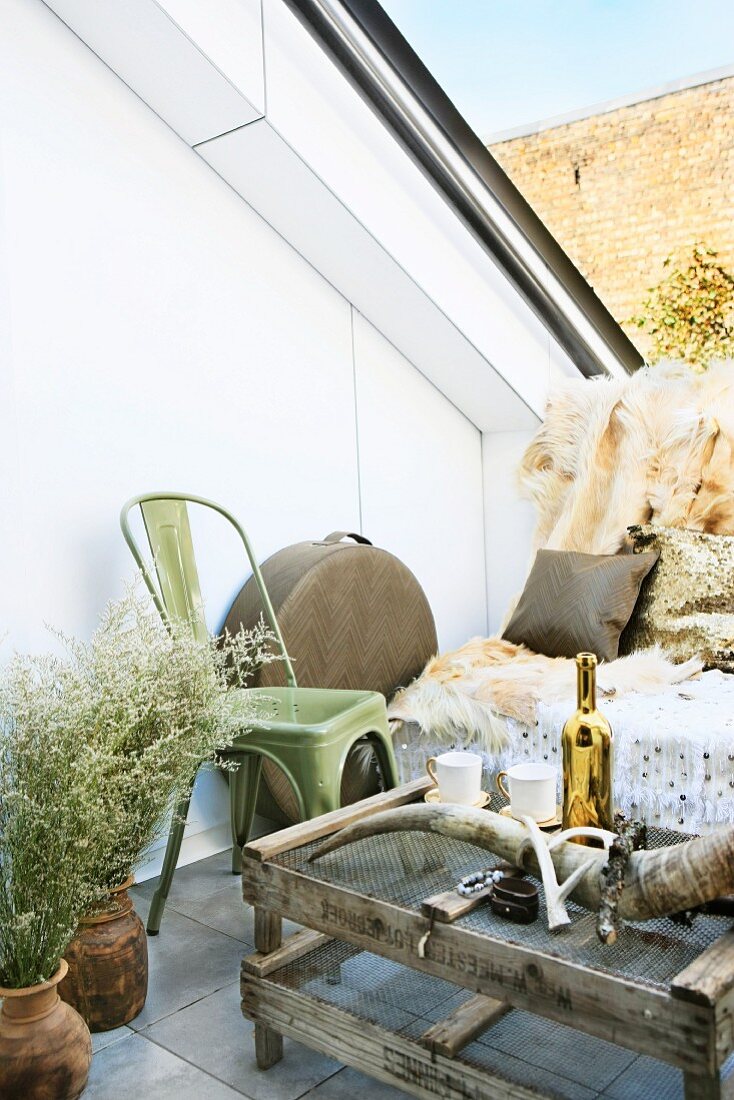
top-left (491, 877), bottom-right (539, 924)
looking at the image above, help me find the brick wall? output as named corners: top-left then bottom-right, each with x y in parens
top-left (488, 75), bottom-right (734, 358)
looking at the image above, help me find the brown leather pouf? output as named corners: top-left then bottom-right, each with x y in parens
top-left (221, 531), bottom-right (437, 823)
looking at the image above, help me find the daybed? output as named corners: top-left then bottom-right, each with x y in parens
top-left (390, 363), bottom-right (734, 832)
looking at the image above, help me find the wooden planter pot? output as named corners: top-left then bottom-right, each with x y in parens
top-left (60, 876), bottom-right (148, 1031)
top-left (0, 959), bottom-right (92, 1100)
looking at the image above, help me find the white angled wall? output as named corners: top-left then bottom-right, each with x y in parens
top-left (482, 431), bottom-right (538, 635)
top-left (354, 315), bottom-right (486, 650)
top-left (1, 0), bottom-right (360, 651)
top-left (1, 0), bottom-right (491, 874)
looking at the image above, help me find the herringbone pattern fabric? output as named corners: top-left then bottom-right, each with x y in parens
top-left (502, 548), bottom-right (659, 662)
top-left (222, 539), bottom-right (437, 820)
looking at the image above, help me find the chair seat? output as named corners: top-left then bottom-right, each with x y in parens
top-left (224, 686), bottom-right (387, 748)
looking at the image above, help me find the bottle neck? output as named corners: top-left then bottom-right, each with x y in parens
top-left (577, 664), bottom-right (596, 712)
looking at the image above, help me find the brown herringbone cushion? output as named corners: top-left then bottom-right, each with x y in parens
top-left (503, 548), bottom-right (659, 662)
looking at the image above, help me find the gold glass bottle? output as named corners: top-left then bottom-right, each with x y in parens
top-left (561, 653), bottom-right (614, 845)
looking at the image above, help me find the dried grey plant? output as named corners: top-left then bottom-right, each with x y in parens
top-left (0, 581), bottom-right (277, 988)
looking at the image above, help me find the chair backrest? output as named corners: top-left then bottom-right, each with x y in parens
top-left (120, 491), bottom-right (296, 686)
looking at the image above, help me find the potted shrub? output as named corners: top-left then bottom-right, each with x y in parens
top-left (0, 651), bottom-right (107, 1100)
top-left (53, 586), bottom-right (274, 1031)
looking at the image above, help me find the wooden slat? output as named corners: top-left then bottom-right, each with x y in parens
top-left (716, 982), bottom-right (734, 1071)
top-left (683, 1071), bottom-right (727, 1099)
top-left (242, 970), bottom-right (551, 1100)
top-left (421, 888), bottom-right (487, 923)
top-left (254, 908), bottom-right (282, 954)
top-left (421, 865), bottom-right (523, 924)
top-left (244, 776), bottom-right (432, 862)
top-left (243, 928), bottom-right (331, 978)
top-left (419, 993), bottom-right (510, 1057)
top-left (254, 1024), bottom-right (282, 1072)
top-left (253, 906), bottom-right (283, 1069)
top-left (672, 930), bottom-right (734, 1006)
top-left (243, 857), bottom-right (717, 1074)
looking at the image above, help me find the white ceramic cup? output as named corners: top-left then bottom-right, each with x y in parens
top-left (426, 751), bottom-right (483, 805)
top-left (496, 762), bottom-right (558, 822)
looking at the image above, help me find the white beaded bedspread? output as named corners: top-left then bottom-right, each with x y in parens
top-left (394, 669), bottom-right (734, 834)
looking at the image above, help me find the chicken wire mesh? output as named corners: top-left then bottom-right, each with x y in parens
top-left (269, 939), bottom-right (695, 1099)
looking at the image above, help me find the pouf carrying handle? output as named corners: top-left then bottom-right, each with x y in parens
top-left (317, 531), bottom-right (373, 546)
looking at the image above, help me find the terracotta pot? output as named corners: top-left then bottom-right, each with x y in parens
top-left (0, 959), bottom-right (92, 1100)
top-left (60, 875), bottom-right (148, 1032)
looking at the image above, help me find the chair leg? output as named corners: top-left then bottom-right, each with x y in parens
top-left (371, 728), bottom-right (400, 790)
top-left (299, 768), bottom-right (342, 822)
top-left (229, 754), bottom-right (263, 873)
top-left (147, 771), bottom-right (198, 935)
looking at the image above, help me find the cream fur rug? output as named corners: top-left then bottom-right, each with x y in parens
top-left (388, 638), bottom-right (701, 751)
top-left (388, 363), bottom-right (734, 751)
top-left (521, 360), bottom-right (734, 554)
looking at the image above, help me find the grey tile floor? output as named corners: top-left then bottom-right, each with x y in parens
top-left (84, 848), bottom-right (695, 1099)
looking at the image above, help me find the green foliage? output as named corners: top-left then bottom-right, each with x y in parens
top-left (632, 244), bottom-right (734, 369)
top-left (0, 584), bottom-right (274, 988)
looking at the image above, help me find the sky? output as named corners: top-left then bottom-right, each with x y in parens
top-left (379, 0), bottom-right (734, 138)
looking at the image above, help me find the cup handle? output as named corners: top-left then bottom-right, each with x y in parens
top-left (496, 771), bottom-right (510, 802)
top-left (426, 757), bottom-right (438, 786)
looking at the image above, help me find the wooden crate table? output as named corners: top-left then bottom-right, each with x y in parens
top-left (241, 777), bottom-right (734, 1099)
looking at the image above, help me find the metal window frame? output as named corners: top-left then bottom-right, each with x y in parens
top-left (282, 0), bottom-right (643, 378)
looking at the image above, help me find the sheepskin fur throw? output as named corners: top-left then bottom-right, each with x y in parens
top-left (388, 638), bottom-right (701, 751)
top-left (520, 361), bottom-right (734, 554)
top-left (388, 363), bottom-right (734, 750)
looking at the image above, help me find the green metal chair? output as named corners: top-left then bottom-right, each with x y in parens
top-left (120, 491), bottom-right (399, 934)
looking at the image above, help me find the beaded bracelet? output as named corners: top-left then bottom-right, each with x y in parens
top-left (456, 868), bottom-right (504, 897)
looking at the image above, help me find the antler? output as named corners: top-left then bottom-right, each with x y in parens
top-left (309, 804), bottom-right (734, 924)
top-left (517, 817), bottom-right (615, 930)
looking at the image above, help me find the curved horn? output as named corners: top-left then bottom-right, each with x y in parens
top-left (309, 804), bottom-right (734, 922)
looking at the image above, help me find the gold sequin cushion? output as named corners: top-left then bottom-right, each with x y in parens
top-left (620, 525), bottom-right (734, 672)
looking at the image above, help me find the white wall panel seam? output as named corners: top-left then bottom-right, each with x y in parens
top-left (349, 304), bottom-right (364, 535)
top-left (41, 1), bottom-right (264, 146)
top-left (259, 0), bottom-right (269, 116)
top-left (353, 314), bottom-right (487, 650)
top-left (192, 118), bottom-right (264, 147)
top-left (350, 303), bottom-right (484, 435)
top-left (149, 0), bottom-right (263, 118)
top-left (479, 431), bottom-right (490, 638)
top-left (0, 162), bottom-right (26, 625)
top-left (194, 121), bottom-right (351, 313)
